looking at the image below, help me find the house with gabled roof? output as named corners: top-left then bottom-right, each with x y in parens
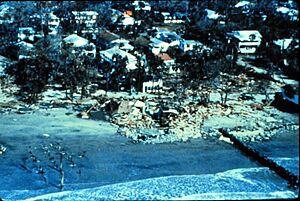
top-left (155, 12), bottom-right (185, 24)
top-left (61, 34), bottom-right (96, 58)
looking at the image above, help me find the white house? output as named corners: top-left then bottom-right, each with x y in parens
top-left (274, 38), bottom-right (299, 66)
top-left (227, 30), bottom-right (262, 54)
top-left (62, 34), bottom-right (96, 58)
top-left (72, 11), bottom-right (98, 33)
top-left (142, 79), bottom-right (163, 94)
top-left (17, 41), bottom-right (36, 59)
top-left (100, 46), bottom-right (138, 70)
top-left (179, 39), bottom-right (203, 52)
top-left (234, 1), bottom-right (255, 15)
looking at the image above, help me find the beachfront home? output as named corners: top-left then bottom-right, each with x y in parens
top-left (227, 30), bottom-right (262, 54)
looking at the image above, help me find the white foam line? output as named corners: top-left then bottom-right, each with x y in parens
top-left (24, 167), bottom-right (294, 201)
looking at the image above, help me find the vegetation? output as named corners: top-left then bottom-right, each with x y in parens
top-left (0, 0), bottom-right (299, 103)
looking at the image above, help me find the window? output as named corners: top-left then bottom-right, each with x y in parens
top-left (249, 34), bottom-right (256, 41)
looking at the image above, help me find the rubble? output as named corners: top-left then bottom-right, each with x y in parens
top-left (0, 70), bottom-right (298, 145)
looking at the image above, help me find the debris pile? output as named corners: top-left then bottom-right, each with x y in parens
top-left (0, 70), bottom-right (298, 145)
top-left (87, 96), bottom-right (211, 143)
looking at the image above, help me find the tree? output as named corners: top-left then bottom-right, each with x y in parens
top-left (6, 56), bottom-right (51, 103)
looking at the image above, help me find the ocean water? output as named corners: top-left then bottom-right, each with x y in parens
top-left (19, 167), bottom-right (298, 201)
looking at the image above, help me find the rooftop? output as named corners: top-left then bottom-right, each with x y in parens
top-left (63, 34), bottom-right (89, 47)
top-left (205, 9), bottom-right (222, 20)
top-left (235, 1), bottom-right (250, 8)
top-left (157, 53), bottom-right (173, 61)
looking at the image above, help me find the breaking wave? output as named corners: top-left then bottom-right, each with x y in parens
top-left (23, 167), bottom-right (297, 201)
